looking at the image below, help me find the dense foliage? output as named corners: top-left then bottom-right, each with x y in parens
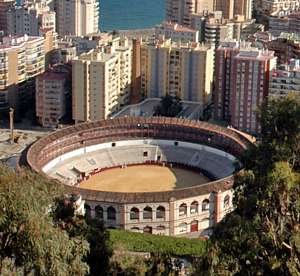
top-left (153, 95), bottom-right (183, 117)
top-left (0, 166), bottom-right (89, 275)
top-left (108, 229), bottom-right (207, 257)
top-left (197, 95), bottom-right (300, 275)
top-left (53, 198), bottom-right (112, 276)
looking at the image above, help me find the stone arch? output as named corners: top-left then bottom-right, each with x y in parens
top-left (179, 203), bottom-right (187, 216)
top-left (107, 206), bottom-right (116, 220)
top-left (156, 206), bottom-right (166, 219)
top-left (202, 199), bottom-right (210, 211)
top-left (130, 207), bottom-right (139, 220)
top-left (190, 201), bottom-right (199, 214)
top-left (143, 206), bottom-right (153, 219)
top-left (95, 205), bottom-right (103, 219)
top-left (84, 204), bottom-right (91, 218)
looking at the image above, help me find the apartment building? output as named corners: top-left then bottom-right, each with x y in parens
top-left (166, 0), bottom-right (252, 26)
top-left (166, 0), bottom-right (198, 26)
top-left (36, 65), bottom-right (71, 127)
top-left (214, 41), bottom-right (241, 121)
top-left (215, 0), bottom-right (252, 20)
top-left (141, 39), bottom-right (214, 105)
top-left (0, 34), bottom-right (52, 114)
top-left (56, 0), bottom-right (99, 36)
top-left (72, 42), bottom-right (132, 123)
top-left (0, 0), bottom-right (14, 34)
top-left (259, 0), bottom-right (300, 16)
top-left (155, 21), bottom-right (199, 42)
top-left (214, 42), bottom-right (277, 134)
top-left (269, 59), bottom-right (300, 98)
top-left (6, 3), bottom-right (56, 36)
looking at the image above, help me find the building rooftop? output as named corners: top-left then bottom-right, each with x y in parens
top-left (112, 98), bottom-right (203, 120)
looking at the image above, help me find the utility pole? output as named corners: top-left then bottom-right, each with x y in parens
top-left (9, 108), bottom-right (14, 144)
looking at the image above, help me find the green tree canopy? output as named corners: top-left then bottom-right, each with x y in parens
top-left (197, 95), bottom-right (300, 275)
top-left (154, 95), bottom-right (183, 117)
top-left (0, 166), bottom-right (89, 275)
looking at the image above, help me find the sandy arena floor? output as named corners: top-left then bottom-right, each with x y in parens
top-left (79, 165), bottom-right (209, 192)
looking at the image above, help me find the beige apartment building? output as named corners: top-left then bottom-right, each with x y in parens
top-left (166, 0), bottom-right (252, 26)
top-left (56, 0), bottom-right (99, 36)
top-left (72, 42), bottom-right (132, 123)
top-left (0, 35), bottom-right (45, 111)
top-left (140, 39), bottom-right (214, 105)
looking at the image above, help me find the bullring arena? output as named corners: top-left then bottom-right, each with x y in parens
top-left (25, 117), bottom-right (252, 237)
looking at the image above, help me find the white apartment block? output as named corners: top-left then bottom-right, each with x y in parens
top-left (141, 39), bottom-right (214, 105)
top-left (56, 0), bottom-right (99, 36)
top-left (72, 43), bottom-right (132, 123)
top-left (269, 59), bottom-right (300, 98)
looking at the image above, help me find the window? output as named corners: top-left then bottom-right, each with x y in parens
top-left (179, 203), bottom-right (187, 216)
top-left (95, 205), bottom-right (103, 219)
top-left (130, 207), bottom-right (139, 220)
top-left (179, 223), bottom-right (188, 233)
top-left (143, 151), bottom-right (148, 157)
top-left (131, 227), bottom-right (140, 232)
top-left (174, 141), bottom-right (178, 146)
top-left (202, 199), bottom-right (210, 211)
top-left (107, 206), bottom-right (116, 220)
top-left (156, 206), bottom-right (165, 219)
top-left (190, 201), bottom-right (199, 214)
top-left (224, 195), bottom-right (230, 209)
top-left (143, 206), bottom-right (152, 219)
top-left (143, 226), bottom-right (152, 234)
top-left (156, 225), bottom-right (165, 231)
top-left (111, 142), bottom-right (116, 147)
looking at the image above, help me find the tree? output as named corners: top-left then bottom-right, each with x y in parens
top-left (0, 165), bottom-right (89, 275)
top-left (197, 96), bottom-right (300, 275)
top-left (154, 95), bottom-right (183, 117)
top-left (53, 198), bottom-right (112, 276)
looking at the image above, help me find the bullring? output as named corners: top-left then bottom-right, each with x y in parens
top-left (26, 117), bottom-right (252, 236)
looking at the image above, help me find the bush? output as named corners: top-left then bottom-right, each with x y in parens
top-left (108, 229), bottom-right (208, 257)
